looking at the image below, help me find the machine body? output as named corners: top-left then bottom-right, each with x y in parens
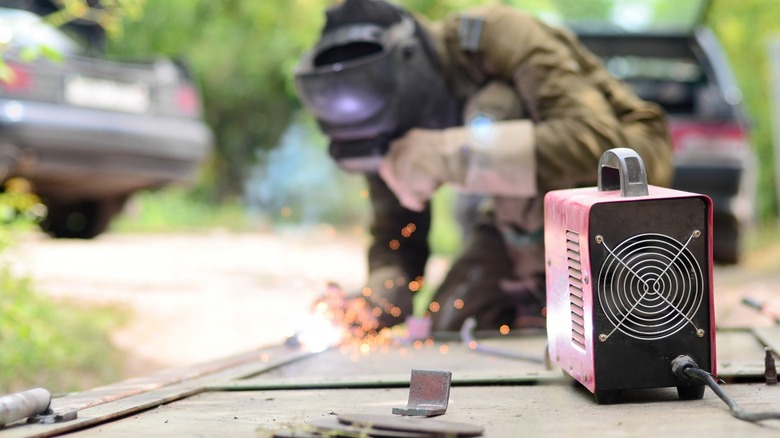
top-left (544, 149), bottom-right (716, 404)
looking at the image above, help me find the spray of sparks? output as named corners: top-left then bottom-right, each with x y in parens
top-left (294, 222), bottom-right (448, 355)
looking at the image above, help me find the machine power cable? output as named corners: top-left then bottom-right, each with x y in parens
top-left (672, 355), bottom-right (780, 423)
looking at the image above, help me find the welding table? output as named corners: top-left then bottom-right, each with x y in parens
top-left (2, 327), bottom-right (780, 437)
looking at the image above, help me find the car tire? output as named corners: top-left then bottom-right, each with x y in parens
top-left (41, 197), bottom-right (127, 239)
top-left (712, 212), bottom-right (741, 265)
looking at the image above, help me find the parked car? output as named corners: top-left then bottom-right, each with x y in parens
top-left (543, 0), bottom-right (754, 264)
top-left (0, 4), bottom-right (213, 238)
top-left (455, 1), bottom-right (752, 264)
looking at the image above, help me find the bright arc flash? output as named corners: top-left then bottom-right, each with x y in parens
top-left (295, 314), bottom-right (344, 353)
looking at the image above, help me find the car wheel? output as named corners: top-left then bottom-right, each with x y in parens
top-left (712, 212), bottom-right (741, 265)
top-left (41, 197), bottom-right (127, 239)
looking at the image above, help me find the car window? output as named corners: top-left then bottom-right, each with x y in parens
top-left (508, 0), bottom-right (708, 34)
top-left (607, 56), bottom-right (703, 114)
top-left (0, 7), bottom-right (83, 55)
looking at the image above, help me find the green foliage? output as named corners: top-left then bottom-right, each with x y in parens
top-left (0, 181), bottom-right (124, 393)
top-left (107, 0), bottom-right (336, 199)
top-left (0, 274), bottom-right (126, 393)
top-left (707, 0), bottom-right (780, 222)
top-left (112, 188), bottom-right (254, 233)
top-left (428, 186), bottom-right (463, 256)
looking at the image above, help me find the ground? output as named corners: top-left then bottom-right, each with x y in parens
top-left (5, 228), bottom-right (780, 381)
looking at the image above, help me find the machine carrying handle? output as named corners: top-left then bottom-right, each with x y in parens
top-left (597, 148), bottom-right (649, 197)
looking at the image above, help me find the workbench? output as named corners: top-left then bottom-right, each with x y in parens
top-left (2, 327), bottom-right (780, 437)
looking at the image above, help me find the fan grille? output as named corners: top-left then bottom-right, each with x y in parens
top-left (597, 232), bottom-right (704, 341)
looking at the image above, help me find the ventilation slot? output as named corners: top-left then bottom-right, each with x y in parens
top-left (566, 230), bottom-right (586, 350)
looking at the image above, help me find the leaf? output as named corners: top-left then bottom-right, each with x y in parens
top-left (0, 61), bottom-right (12, 83)
top-left (39, 45), bottom-right (64, 63)
top-left (19, 46), bottom-right (40, 62)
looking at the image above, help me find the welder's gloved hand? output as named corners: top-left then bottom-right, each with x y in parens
top-left (379, 120), bottom-right (539, 212)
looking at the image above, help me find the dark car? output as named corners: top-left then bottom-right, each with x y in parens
top-left (0, 4), bottom-right (213, 238)
top-left (535, 0), bottom-right (753, 264)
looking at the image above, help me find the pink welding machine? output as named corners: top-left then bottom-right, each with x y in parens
top-left (544, 148), bottom-right (716, 404)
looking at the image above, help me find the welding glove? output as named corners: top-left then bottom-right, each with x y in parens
top-left (379, 120), bottom-right (538, 212)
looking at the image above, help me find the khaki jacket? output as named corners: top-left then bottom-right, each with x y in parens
top-left (363, 5), bottom-right (674, 327)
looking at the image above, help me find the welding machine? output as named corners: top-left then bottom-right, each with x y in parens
top-left (544, 148), bottom-right (716, 404)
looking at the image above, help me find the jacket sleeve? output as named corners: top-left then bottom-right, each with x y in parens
top-left (443, 5), bottom-right (673, 191)
top-left (363, 174), bottom-right (431, 326)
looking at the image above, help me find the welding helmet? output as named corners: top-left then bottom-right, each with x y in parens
top-left (294, 0), bottom-right (459, 172)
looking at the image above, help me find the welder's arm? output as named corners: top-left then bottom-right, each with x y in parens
top-left (379, 121), bottom-right (537, 211)
top-left (471, 6), bottom-right (673, 191)
top-left (362, 174), bottom-right (431, 328)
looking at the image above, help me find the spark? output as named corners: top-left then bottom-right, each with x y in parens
top-left (294, 314), bottom-right (344, 353)
top-left (429, 302), bottom-right (440, 312)
top-left (389, 239), bottom-right (400, 250)
top-left (499, 325), bottom-right (510, 335)
top-left (454, 299), bottom-right (465, 310)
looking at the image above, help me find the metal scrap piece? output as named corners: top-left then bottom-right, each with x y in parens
top-left (309, 417), bottom-right (432, 437)
top-left (27, 409), bottom-right (78, 424)
top-left (392, 369), bottom-right (452, 417)
top-left (339, 413), bottom-right (484, 437)
top-left (0, 388), bottom-right (51, 428)
top-left (765, 347), bottom-right (778, 385)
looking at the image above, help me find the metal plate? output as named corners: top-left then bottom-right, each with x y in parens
top-left (338, 413), bottom-right (484, 437)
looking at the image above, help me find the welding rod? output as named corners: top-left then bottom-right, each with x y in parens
top-left (459, 317), bottom-right (545, 364)
top-left (0, 388), bottom-right (51, 428)
top-left (742, 296), bottom-right (780, 324)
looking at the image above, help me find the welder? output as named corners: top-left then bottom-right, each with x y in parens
top-left (294, 0), bottom-right (673, 333)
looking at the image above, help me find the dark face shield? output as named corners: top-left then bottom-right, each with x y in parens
top-left (294, 17), bottom-right (459, 173)
top-left (295, 41), bottom-right (397, 134)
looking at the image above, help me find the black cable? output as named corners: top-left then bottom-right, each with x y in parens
top-left (672, 355), bottom-right (780, 423)
top-left (459, 317), bottom-right (546, 364)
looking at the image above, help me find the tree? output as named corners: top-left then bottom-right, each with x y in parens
top-left (107, 0), bottom-right (339, 199)
top-left (707, 0), bottom-right (780, 222)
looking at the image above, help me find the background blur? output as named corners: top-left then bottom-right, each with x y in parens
top-left (3, 0), bottom-right (780, 394)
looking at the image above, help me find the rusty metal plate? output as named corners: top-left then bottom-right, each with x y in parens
top-left (338, 413), bottom-right (484, 437)
top-left (392, 369), bottom-right (451, 417)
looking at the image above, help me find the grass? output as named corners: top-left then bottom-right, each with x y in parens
top-left (0, 184), bottom-right (127, 394)
top-left (111, 188), bottom-right (253, 233)
top-left (0, 270), bottom-right (127, 393)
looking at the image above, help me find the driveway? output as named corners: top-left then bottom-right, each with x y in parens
top-left (7, 229), bottom-right (374, 377)
top-left (6, 229), bottom-right (779, 380)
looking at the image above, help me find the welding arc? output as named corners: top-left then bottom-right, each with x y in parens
top-left (598, 232), bottom-right (704, 341)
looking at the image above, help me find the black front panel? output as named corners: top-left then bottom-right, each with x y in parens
top-left (590, 197), bottom-right (712, 390)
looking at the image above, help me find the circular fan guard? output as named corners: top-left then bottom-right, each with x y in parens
top-left (597, 232), bottom-right (704, 341)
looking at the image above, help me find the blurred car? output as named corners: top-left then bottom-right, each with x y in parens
top-left (0, 4), bottom-right (213, 238)
top-left (547, 0), bottom-right (755, 264)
